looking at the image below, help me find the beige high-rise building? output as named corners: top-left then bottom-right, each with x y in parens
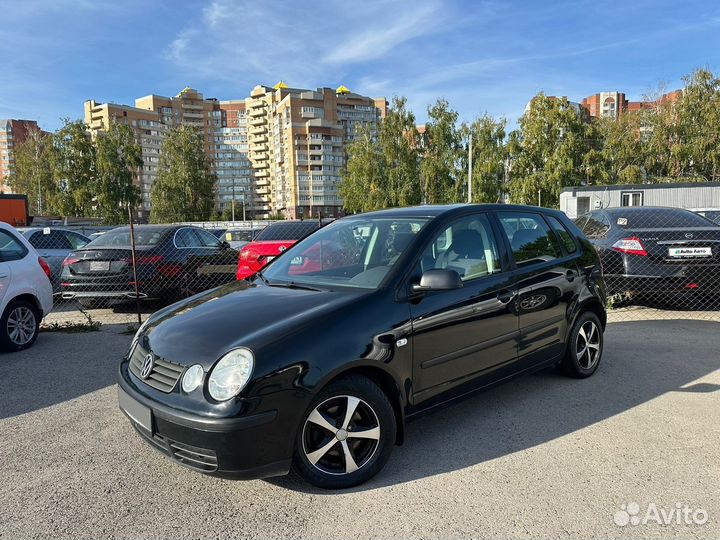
top-left (85, 84), bottom-right (386, 220)
top-left (246, 83), bottom-right (387, 219)
top-left (84, 100), bottom-right (167, 219)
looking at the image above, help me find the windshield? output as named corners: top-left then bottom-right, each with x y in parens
top-left (255, 221), bottom-right (319, 241)
top-left (261, 217), bottom-right (429, 289)
top-left (86, 228), bottom-right (165, 247)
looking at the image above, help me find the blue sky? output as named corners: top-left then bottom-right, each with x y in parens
top-left (1, 0), bottom-right (718, 132)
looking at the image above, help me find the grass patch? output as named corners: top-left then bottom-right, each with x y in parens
top-left (41, 308), bottom-right (101, 333)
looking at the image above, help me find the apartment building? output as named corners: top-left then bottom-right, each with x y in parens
top-left (84, 100), bottom-right (167, 219)
top-left (86, 84), bottom-right (386, 220)
top-left (86, 88), bottom-right (255, 220)
top-left (0, 119), bottom-right (45, 193)
top-left (246, 83), bottom-right (387, 219)
top-left (580, 89), bottom-right (683, 119)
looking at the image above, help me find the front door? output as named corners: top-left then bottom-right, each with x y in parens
top-left (409, 213), bottom-right (519, 404)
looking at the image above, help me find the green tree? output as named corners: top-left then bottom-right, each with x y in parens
top-left (508, 94), bottom-right (591, 207)
top-left (595, 113), bottom-right (645, 184)
top-left (52, 119), bottom-right (98, 216)
top-left (420, 98), bottom-right (462, 204)
top-left (9, 128), bottom-right (59, 215)
top-left (461, 115), bottom-right (508, 203)
top-left (95, 120), bottom-right (143, 224)
top-left (150, 126), bottom-right (216, 223)
top-left (340, 97), bottom-right (421, 212)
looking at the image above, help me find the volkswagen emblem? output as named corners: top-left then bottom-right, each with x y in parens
top-left (278, 245), bottom-right (287, 252)
top-left (140, 354), bottom-right (154, 379)
top-left (685, 233), bottom-right (694, 239)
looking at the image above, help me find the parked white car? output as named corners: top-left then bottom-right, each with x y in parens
top-left (0, 222), bottom-right (53, 351)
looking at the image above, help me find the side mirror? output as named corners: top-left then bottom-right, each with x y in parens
top-left (412, 268), bottom-right (463, 293)
top-left (219, 240), bottom-right (230, 250)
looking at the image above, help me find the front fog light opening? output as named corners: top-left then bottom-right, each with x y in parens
top-left (182, 364), bottom-right (204, 393)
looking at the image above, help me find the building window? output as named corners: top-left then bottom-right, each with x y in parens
top-left (621, 191), bottom-right (643, 207)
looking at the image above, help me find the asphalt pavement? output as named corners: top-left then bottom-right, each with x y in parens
top-left (0, 319), bottom-right (718, 539)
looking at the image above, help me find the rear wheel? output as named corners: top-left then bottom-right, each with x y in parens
top-left (0, 299), bottom-right (40, 352)
top-left (292, 376), bottom-right (396, 489)
top-left (561, 311), bottom-right (604, 378)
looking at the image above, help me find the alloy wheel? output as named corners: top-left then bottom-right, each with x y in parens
top-left (302, 395), bottom-right (381, 475)
top-left (576, 320), bottom-right (601, 369)
top-left (7, 306), bottom-right (36, 346)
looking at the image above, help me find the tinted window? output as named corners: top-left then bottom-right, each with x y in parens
top-left (0, 230), bottom-right (28, 261)
top-left (610, 208), bottom-right (714, 229)
top-left (174, 228), bottom-right (202, 248)
top-left (30, 230), bottom-right (72, 250)
top-left (422, 214), bottom-right (501, 280)
top-left (195, 228), bottom-right (221, 247)
top-left (579, 213), bottom-right (610, 238)
top-left (546, 215), bottom-right (577, 253)
top-left (88, 228), bottom-right (164, 247)
top-left (64, 231), bottom-right (89, 249)
top-left (255, 222), bottom-right (319, 241)
top-left (498, 212), bottom-right (561, 266)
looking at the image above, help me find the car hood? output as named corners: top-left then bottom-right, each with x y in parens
top-left (142, 280), bottom-right (362, 369)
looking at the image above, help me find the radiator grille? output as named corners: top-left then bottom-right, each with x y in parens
top-left (128, 343), bottom-right (185, 393)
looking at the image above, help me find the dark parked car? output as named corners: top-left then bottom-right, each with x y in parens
top-left (18, 227), bottom-right (91, 291)
top-left (61, 225), bottom-right (238, 308)
top-left (118, 204), bottom-right (606, 489)
top-left (576, 207), bottom-right (720, 298)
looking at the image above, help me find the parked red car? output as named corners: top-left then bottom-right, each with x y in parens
top-left (236, 221), bottom-right (321, 280)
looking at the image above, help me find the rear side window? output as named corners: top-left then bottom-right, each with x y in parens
top-left (497, 212), bottom-right (561, 267)
top-left (30, 230), bottom-right (72, 250)
top-left (578, 213), bottom-right (610, 238)
top-left (0, 230), bottom-right (28, 262)
top-left (611, 209), bottom-right (712, 229)
top-left (255, 222), bottom-right (319, 241)
top-left (545, 216), bottom-right (577, 253)
top-left (174, 228), bottom-right (202, 248)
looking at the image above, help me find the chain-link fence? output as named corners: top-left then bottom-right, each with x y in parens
top-left (37, 219), bottom-right (325, 329)
top-left (575, 206), bottom-right (720, 322)
top-left (38, 206), bottom-right (720, 329)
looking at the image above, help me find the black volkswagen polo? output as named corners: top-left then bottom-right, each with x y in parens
top-left (118, 204), bottom-right (606, 489)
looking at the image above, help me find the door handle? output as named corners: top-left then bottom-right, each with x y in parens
top-left (497, 289), bottom-right (517, 304)
top-left (565, 270), bottom-right (576, 282)
top-left (0, 274), bottom-right (7, 278)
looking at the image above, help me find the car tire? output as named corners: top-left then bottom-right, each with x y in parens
top-left (0, 299), bottom-right (40, 352)
top-left (561, 311), bottom-right (604, 378)
top-left (292, 375), bottom-right (396, 489)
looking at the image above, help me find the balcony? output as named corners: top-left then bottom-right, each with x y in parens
top-left (254, 169), bottom-right (270, 177)
top-left (249, 125), bottom-right (267, 135)
top-left (255, 177), bottom-right (270, 186)
top-left (256, 187), bottom-right (270, 195)
top-left (252, 133), bottom-right (268, 143)
top-left (249, 116), bottom-right (266, 126)
top-left (255, 152), bottom-right (268, 161)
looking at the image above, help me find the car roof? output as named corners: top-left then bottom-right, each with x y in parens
top-left (601, 206), bottom-right (696, 214)
top-left (346, 203), bottom-right (565, 219)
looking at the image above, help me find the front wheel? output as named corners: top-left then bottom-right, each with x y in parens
top-left (0, 299), bottom-right (40, 352)
top-left (561, 311), bottom-right (604, 378)
top-left (292, 376), bottom-right (396, 489)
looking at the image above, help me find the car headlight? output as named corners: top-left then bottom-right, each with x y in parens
top-left (208, 348), bottom-right (254, 401)
top-left (182, 364), bottom-right (204, 393)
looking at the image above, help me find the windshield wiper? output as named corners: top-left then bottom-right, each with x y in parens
top-left (266, 281), bottom-right (323, 292)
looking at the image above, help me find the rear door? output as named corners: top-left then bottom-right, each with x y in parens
top-left (496, 211), bottom-right (579, 365)
top-left (0, 229), bottom-right (28, 305)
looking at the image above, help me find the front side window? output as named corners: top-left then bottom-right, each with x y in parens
top-left (175, 228), bottom-right (202, 248)
top-left (261, 217), bottom-right (428, 290)
top-left (420, 214), bottom-right (501, 281)
top-left (498, 212), bottom-right (561, 266)
top-left (0, 230), bottom-right (28, 261)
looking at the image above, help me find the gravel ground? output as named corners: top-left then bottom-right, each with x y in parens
top-left (1, 320), bottom-right (718, 539)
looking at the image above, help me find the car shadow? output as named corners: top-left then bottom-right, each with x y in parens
top-left (0, 329), bottom-right (131, 420)
top-left (268, 319), bottom-right (720, 493)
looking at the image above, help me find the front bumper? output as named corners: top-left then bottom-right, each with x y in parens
top-left (117, 359), bottom-right (292, 479)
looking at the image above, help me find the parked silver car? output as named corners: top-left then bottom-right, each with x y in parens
top-left (18, 228), bottom-right (91, 291)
